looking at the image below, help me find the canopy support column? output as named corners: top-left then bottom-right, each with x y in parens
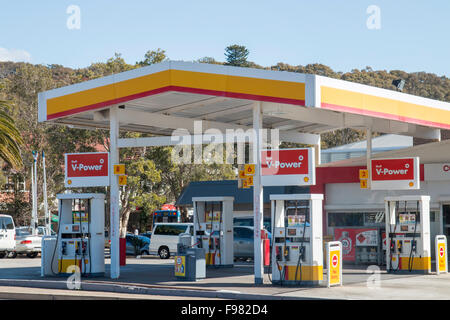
top-left (253, 102), bottom-right (264, 284)
top-left (366, 128), bottom-right (372, 188)
top-left (110, 106), bottom-right (120, 279)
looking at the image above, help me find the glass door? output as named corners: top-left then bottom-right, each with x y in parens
top-left (443, 205), bottom-right (450, 243)
top-left (442, 204), bottom-right (450, 260)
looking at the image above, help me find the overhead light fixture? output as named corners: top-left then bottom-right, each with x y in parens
top-left (392, 79), bottom-right (405, 92)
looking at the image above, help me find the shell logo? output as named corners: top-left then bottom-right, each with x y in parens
top-left (304, 177), bottom-right (309, 183)
top-left (67, 179), bottom-right (72, 185)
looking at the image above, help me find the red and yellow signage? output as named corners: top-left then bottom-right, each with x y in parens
top-left (114, 164), bottom-right (125, 175)
top-left (329, 249), bottom-right (341, 286)
top-left (118, 175), bottom-right (127, 186)
top-left (65, 152), bottom-right (109, 188)
top-left (41, 69), bottom-right (306, 121)
top-left (174, 256), bottom-right (186, 277)
top-left (437, 240), bottom-right (447, 274)
top-left (370, 157), bottom-right (420, 190)
top-left (359, 169), bottom-right (369, 180)
top-left (321, 86), bottom-right (450, 130)
top-left (260, 148), bottom-right (315, 186)
top-left (246, 175), bottom-right (254, 187)
top-left (244, 164), bottom-right (255, 176)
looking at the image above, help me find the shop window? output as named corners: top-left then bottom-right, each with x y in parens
top-left (328, 212), bottom-right (363, 227)
top-left (328, 209), bottom-right (437, 228)
top-left (363, 212), bottom-right (384, 226)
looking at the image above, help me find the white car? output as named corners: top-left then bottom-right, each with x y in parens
top-left (149, 223), bottom-right (193, 259)
top-left (0, 215), bottom-right (16, 258)
top-left (9, 227), bottom-right (42, 258)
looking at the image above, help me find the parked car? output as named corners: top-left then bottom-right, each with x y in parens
top-left (125, 234), bottom-right (150, 256)
top-left (36, 226), bottom-right (55, 236)
top-left (141, 232), bottom-right (152, 239)
top-left (0, 215), bottom-right (15, 258)
top-left (149, 223), bottom-right (193, 259)
top-left (104, 230), bottom-right (110, 248)
top-left (10, 227), bottom-right (42, 258)
top-left (233, 216), bottom-right (272, 233)
top-left (233, 226), bottom-right (272, 261)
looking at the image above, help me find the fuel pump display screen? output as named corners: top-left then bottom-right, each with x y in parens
top-left (287, 228), bottom-right (297, 236)
top-left (285, 200), bottom-right (310, 227)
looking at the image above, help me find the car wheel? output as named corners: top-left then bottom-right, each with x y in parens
top-left (26, 252), bottom-right (38, 258)
top-left (8, 251), bottom-right (17, 259)
top-left (0, 252), bottom-right (5, 259)
top-left (158, 246), bottom-right (170, 259)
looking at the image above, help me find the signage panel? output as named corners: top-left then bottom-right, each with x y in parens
top-left (65, 152), bottom-right (109, 187)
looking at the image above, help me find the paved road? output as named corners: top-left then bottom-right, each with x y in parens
top-left (0, 256), bottom-right (448, 299)
top-left (0, 285), bottom-right (223, 300)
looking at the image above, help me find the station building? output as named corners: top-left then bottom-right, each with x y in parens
top-left (177, 136), bottom-right (450, 265)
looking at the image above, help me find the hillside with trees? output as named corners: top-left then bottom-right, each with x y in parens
top-left (0, 45), bottom-right (449, 232)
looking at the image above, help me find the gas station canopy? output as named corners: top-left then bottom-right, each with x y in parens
top-left (37, 61), bottom-right (450, 281)
top-left (38, 61), bottom-right (450, 140)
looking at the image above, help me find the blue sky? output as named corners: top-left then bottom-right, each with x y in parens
top-left (1, 1), bottom-right (449, 76)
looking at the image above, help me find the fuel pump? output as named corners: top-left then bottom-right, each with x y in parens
top-left (193, 197), bottom-right (234, 267)
top-left (270, 194), bottom-right (323, 286)
top-left (385, 195), bottom-right (431, 274)
top-left (43, 193), bottom-right (105, 276)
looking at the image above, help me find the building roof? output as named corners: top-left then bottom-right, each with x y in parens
top-left (320, 134), bottom-right (414, 164)
top-left (322, 134), bottom-right (413, 153)
top-left (38, 61), bottom-right (449, 139)
top-left (176, 180), bottom-right (310, 206)
top-left (319, 137), bottom-right (450, 167)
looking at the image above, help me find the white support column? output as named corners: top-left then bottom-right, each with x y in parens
top-left (315, 135), bottom-right (321, 166)
top-left (110, 106), bottom-right (120, 279)
top-left (253, 102), bottom-right (264, 284)
top-left (366, 128), bottom-right (372, 188)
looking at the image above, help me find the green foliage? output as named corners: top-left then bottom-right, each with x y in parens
top-left (1, 47), bottom-right (450, 231)
top-left (137, 48), bottom-right (168, 66)
top-left (224, 44), bottom-right (250, 67)
top-left (197, 57), bottom-right (222, 65)
top-left (0, 103), bottom-right (24, 170)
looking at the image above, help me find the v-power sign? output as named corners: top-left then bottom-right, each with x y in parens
top-left (370, 157), bottom-right (420, 190)
top-left (65, 152), bottom-right (110, 187)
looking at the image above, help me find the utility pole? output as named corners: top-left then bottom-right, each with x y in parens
top-left (42, 151), bottom-right (50, 235)
top-left (31, 151), bottom-right (38, 235)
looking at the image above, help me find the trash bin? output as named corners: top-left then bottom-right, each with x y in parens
top-left (41, 236), bottom-right (58, 277)
top-left (174, 233), bottom-right (206, 281)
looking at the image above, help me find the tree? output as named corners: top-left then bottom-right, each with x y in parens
top-left (0, 102), bottom-right (24, 170)
top-left (224, 45), bottom-right (250, 67)
top-left (146, 146), bottom-right (236, 212)
top-left (137, 48), bottom-right (168, 66)
top-left (118, 151), bottom-right (165, 237)
top-left (197, 57), bottom-right (222, 65)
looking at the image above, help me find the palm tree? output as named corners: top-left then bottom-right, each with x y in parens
top-left (0, 100), bottom-right (23, 170)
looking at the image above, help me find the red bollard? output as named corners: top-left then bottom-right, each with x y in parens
top-left (261, 230), bottom-right (270, 266)
top-left (119, 238), bottom-right (126, 266)
top-left (263, 238), bottom-right (270, 266)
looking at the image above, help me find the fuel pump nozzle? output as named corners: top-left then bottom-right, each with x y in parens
top-left (397, 240), bottom-right (403, 254)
